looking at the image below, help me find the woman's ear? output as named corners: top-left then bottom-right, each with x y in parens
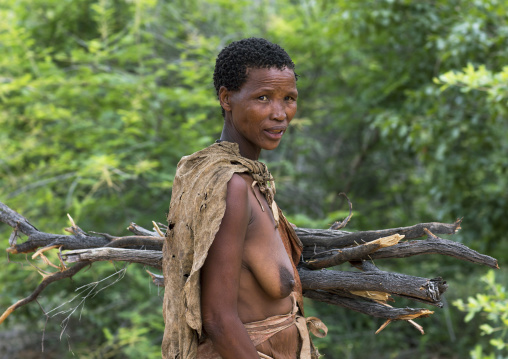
top-left (219, 86), bottom-right (232, 112)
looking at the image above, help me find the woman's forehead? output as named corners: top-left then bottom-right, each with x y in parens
top-left (241, 67), bottom-right (297, 90)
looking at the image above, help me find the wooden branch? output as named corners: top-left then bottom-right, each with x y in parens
top-left (304, 234), bottom-right (403, 270)
top-left (142, 270), bottom-right (431, 322)
top-left (304, 241), bottom-right (381, 269)
top-left (367, 234), bottom-right (498, 269)
top-left (0, 262), bottom-right (89, 324)
top-left (298, 268), bottom-right (447, 306)
top-left (62, 248), bottom-right (162, 269)
top-left (127, 222), bottom-right (160, 237)
top-left (329, 192), bottom-right (353, 230)
top-left (297, 218), bottom-right (462, 250)
top-left (6, 232), bottom-right (110, 254)
top-left (303, 290), bottom-right (434, 320)
top-left (104, 236), bottom-right (164, 249)
top-left (0, 200), bottom-right (498, 334)
top-left (142, 271), bottom-right (433, 327)
top-left (351, 260), bottom-right (382, 272)
top-left (0, 204), bottom-right (165, 254)
top-left (146, 270), bottom-right (164, 286)
top-left (0, 204), bottom-right (110, 254)
top-left (0, 202), bottom-right (39, 236)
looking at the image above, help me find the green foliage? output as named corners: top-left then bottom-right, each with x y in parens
top-left (361, 0), bottom-right (508, 256)
top-left (454, 270), bottom-right (508, 359)
top-left (1, 0), bottom-right (506, 357)
top-left (285, 210), bottom-right (351, 229)
top-left (0, 0), bottom-right (224, 234)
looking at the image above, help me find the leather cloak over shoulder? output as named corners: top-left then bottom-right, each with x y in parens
top-left (161, 141), bottom-right (304, 359)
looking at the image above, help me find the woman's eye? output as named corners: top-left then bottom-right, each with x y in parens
top-left (258, 95), bottom-right (268, 101)
top-left (285, 96), bottom-right (296, 102)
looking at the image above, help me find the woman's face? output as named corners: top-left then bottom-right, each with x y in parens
top-left (220, 67), bottom-right (298, 158)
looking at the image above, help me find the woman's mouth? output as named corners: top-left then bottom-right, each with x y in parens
top-left (264, 128), bottom-right (286, 139)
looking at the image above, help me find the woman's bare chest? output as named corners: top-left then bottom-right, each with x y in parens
top-left (242, 187), bottom-right (295, 300)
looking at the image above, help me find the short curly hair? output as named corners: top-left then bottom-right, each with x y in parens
top-left (213, 38), bottom-right (296, 115)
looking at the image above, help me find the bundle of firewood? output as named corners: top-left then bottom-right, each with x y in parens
top-left (0, 201), bottom-right (498, 334)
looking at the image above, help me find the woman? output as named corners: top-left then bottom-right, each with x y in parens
top-left (162, 38), bottom-right (325, 359)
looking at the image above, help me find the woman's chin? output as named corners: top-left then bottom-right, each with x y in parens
top-left (260, 139), bottom-right (282, 151)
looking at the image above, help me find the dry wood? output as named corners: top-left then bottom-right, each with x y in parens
top-left (304, 234), bottom-right (403, 270)
top-left (62, 248), bottom-right (162, 269)
top-left (104, 236), bottom-right (164, 250)
top-left (304, 241), bottom-right (381, 269)
top-left (303, 290), bottom-right (434, 320)
top-left (146, 270), bottom-right (165, 287)
top-left (298, 268), bottom-right (447, 306)
top-left (0, 262), bottom-right (89, 325)
top-left (328, 193), bottom-right (353, 230)
top-left (0, 200), bottom-right (499, 334)
top-left (297, 218), bottom-right (462, 250)
top-left (127, 223), bottom-right (160, 236)
top-left (1, 202), bottom-right (163, 254)
top-left (367, 230), bottom-right (499, 269)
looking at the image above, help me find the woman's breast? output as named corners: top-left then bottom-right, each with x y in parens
top-left (241, 214), bottom-right (296, 301)
top-left (237, 178), bottom-right (297, 322)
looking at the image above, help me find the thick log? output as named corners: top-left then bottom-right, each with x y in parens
top-left (144, 271), bottom-right (431, 323)
top-left (62, 248), bottom-right (162, 269)
top-left (6, 232), bottom-right (110, 254)
top-left (303, 290), bottom-right (434, 320)
top-left (143, 271), bottom-right (407, 318)
top-left (298, 267), bottom-right (447, 306)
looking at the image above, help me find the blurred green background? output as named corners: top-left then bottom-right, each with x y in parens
top-left (1, 0), bottom-right (507, 358)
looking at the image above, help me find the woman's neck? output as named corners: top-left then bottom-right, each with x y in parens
top-left (219, 124), bottom-right (260, 161)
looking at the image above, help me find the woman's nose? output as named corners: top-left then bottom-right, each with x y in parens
top-left (271, 101), bottom-right (286, 121)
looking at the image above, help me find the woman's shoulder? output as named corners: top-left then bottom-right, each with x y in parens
top-left (175, 142), bottom-right (247, 178)
top-left (227, 173), bottom-right (250, 194)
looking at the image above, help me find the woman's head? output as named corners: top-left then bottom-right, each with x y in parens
top-left (213, 38), bottom-right (296, 103)
top-left (215, 38), bottom-right (298, 159)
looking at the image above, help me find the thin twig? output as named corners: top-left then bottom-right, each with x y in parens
top-left (0, 262), bottom-right (89, 324)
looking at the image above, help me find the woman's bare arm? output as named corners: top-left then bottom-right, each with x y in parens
top-left (200, 174), bottom-right (260, 359)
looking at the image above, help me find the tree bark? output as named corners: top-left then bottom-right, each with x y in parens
top-left (63, 248), bottom-right (163, 268)
top-left (296, 219), bottom-right (462, 249)
top-left (303, 290), bottom-right (434, 321)
top-left (299, 268), bottom-right (447, 306)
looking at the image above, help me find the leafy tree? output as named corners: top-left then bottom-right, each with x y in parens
top-left (454, 270), bottom-right (508, 359)
top-left (1, 0), bottom-right (506, 357)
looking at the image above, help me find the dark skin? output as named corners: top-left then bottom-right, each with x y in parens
top-left (200, 67), bottom-right (299, 358)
